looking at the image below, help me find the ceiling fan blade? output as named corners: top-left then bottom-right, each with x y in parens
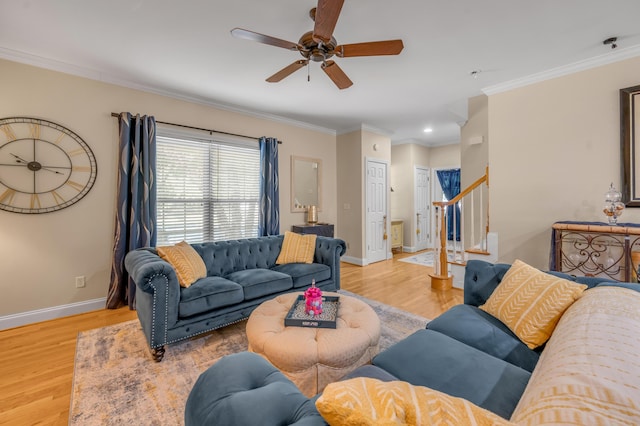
top-left (313, 0), bottom-right (344, 44)
top-left (335, 40), bottom-right (404, 57)
top-left (231, 28), bottom-right (300, 51)
top-left (321, 60), bottom-right (353, 89)
top-left (266, 60), bottom-right (309, 83)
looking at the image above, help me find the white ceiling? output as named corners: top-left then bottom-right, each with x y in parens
top-left (2, 0), bottom-right (640, 146)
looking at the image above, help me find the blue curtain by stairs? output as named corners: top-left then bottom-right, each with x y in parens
top-left (107, 113), bottom-right (157, 309)
top-left (436, 168), bottom-right (461, 241)
top-left (258, 137), bottom-right (280, 236)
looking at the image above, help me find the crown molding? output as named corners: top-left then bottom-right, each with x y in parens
top-left (0, 47), bottom-right (336, 136)
top-left (391, 138), bottom-right (459, 148)
top-left (361, 124), bottom-right (393, 137)
top-left (482, 44), bottom-right (640, 96)
top-left (337, 123), bottom-right (392, 137)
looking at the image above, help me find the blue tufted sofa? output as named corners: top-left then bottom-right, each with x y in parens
top-left (184, 260), bottom-right (639, 424)
top-left (124, 235), bottom-right (346, 361)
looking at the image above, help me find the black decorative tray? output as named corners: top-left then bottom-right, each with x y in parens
top-left (284, 295), bottom-right (340, 328)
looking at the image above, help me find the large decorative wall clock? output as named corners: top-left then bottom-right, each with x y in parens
top-left (0, 117), bottom-right (97, 214)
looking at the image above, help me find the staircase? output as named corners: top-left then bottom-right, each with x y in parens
top-left (429, 166), bottom-right (494, 290)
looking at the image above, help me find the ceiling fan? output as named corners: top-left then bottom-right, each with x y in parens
top-left (230, 0), bottom-right (404, 89)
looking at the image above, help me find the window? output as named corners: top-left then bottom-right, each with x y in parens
top-left (156, 128), bottom-right (260, 245)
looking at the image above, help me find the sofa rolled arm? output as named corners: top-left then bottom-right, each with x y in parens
top-left (185, 352), bottom-right (326, 425)
top-left (125, 248), bottom-right (178, 293)
top-left (125, 248), bottom-right (183, 357)
top-left (314, 236), bottom-right (347, 289)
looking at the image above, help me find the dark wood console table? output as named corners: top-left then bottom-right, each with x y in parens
top-left (550, 221), bottom-right (640, 282)
top-left (291, 223), bottom-right (334, 238)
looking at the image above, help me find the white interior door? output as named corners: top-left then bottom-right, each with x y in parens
top-left (415, 166), bottom-right (431, 251)
top-left (366, 159), bottom-right (388, 264)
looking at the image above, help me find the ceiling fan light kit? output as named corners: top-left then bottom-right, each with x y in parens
top-left (231, 0), bottom-right (403, 89)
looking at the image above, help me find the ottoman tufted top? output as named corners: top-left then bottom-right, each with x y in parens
top-left (246, 292), bottom-right (381, 396)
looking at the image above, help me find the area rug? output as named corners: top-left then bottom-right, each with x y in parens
top-left (399, 250), bottom-right (438, 266)
top-left (399, 251), bottom-right (457, 267)
top-left (69, 290), bottom-right (429, 425)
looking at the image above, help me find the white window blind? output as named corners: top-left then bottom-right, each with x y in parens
top-left (156, 130), bottom-right (260, 245)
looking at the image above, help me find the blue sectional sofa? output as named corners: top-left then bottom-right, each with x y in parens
top-left (184, 259), bottom-right (640, 425)
top-left (124, 235), bottom-right (346, 361)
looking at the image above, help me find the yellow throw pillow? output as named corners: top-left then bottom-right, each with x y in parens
top-left (157, 241), bottom-right (206, 288)
top-left (276, 231), bottom-right (317, 264)
top-left (315, 377), bottom-right (514, 426)
top-left (479, 259), bottom-right (587, 349)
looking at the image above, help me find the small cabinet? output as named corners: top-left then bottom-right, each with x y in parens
top-left (551, 221), bottom-right (640, 281)
top-left (391, 220), bottom-right (403, 252)
top-left (291, 223), bottom-right (334, 238)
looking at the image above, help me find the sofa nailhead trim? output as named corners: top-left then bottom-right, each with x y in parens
top-left (146, 272), bottom-right (248, 347)
top-left (162, 316), bottom-right (249, 346)
top-left (147, 272), bottom-right (169, 349)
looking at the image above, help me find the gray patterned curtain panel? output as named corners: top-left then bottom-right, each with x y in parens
top-left (107, 113), bottom-right (157, 309)
top-left (259, 137), bottom-right (280, 236)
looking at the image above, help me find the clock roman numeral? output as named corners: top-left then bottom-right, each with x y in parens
top-left (66, 180), bottom-right (84, 191)
top-left (51, 190), bottom-right (65, 205)
top-left (31, 194), bottom-right (41, 209)
top-left (72, 166), bottom-right (91, 172)
top-left (67, 148), bottom-right (86, 157)
top-left (54, 132), bottom-right (66, 145)
top-left (29, 123), bottom-right (41, 139)
top-left (0, 188), bottom-right (16, 205)
top-left (0, 124), bottom-right (16, 143)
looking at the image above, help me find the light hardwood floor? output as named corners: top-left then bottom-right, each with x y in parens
top-left (0, 251), bottom-right (462, 426)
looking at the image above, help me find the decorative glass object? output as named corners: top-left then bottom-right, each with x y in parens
top-left (304, 280), bottom-right (323, 316)
top-left (603, 183), bottom-right (625, 225)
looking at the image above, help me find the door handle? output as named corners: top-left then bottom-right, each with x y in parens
top-left (383, 215), bottom-right (388, 240)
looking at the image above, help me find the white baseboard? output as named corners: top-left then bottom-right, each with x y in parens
top-left (402, 246), bottom-right (420, 253)
top-left (0, 297), bottom-right (107, 331)
top-left (341, 256), bottom-right (366, 266)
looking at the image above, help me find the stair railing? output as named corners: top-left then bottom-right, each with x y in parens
top-left (430, 166), bottom-right (489, 289)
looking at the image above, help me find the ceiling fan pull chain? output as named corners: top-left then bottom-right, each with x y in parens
top-left (308, 62), bottom-right (311, 82)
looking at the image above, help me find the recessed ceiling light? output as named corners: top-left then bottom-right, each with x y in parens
top-left (424, 128), bottom-right (433, 133)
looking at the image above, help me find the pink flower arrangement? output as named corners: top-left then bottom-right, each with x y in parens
top-left (304, 280), bottom-right (323, 316)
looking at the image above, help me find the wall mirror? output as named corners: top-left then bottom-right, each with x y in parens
top-left (621, 84), bottom-right (640, 206)
top-left (291, 156), bottom-right (322, 212)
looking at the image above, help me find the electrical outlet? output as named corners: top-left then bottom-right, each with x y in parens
top-left (75, 276), bottom-right (86, 288)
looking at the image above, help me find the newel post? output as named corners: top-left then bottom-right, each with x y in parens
top-left (429, 203), bottom-right (453, 290)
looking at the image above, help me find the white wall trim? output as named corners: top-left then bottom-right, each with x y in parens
top-left (0, 297), bottom-right (108, 331)
top-left (341, 256), bottom-right (367, 266)
top-left (337, 123), bottom-right (393, 137)
top-left (482, 44), bottom-right (640, 95)
top-left (0, 47), bottom-right (337, 137)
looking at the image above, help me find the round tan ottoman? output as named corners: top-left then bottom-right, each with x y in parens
top-left (246, 291), bottom-right (381, 397)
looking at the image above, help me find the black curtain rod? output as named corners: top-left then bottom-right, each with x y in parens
top-left (110, 112), bottom-right (282, 144)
